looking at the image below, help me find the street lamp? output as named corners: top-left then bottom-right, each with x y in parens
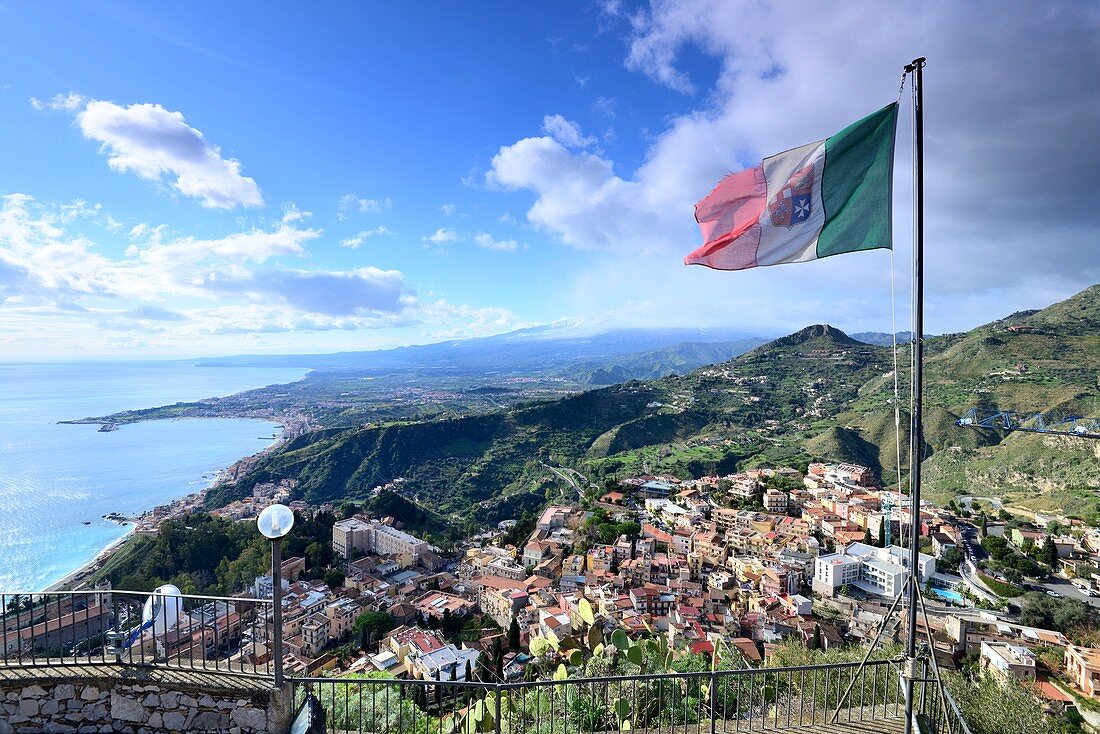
top-left (258, 503), bottom-right (294, 685)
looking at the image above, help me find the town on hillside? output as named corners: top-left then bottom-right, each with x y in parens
top-left (38, 458), bottom-right (1100, 720)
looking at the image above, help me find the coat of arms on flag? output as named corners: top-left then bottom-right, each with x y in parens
top-left (768, 164), bottom-right (814, 228)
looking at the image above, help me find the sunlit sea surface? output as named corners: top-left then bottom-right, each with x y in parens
top-left (0, 361), bottom-right (308, 591)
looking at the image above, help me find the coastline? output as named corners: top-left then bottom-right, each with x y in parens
top-left (40, 417), bottom-right (297, 593)
top-left (41, 526), bottom-right (134, 593)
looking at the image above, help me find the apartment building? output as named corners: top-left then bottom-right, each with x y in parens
top-left (813, 543), bottom-right (935, 598)
top-left (481, 585), bottom-right (529, 628)
top-left (764, 489), bottom-right (789, 513)
top-left (333, 517), bottom-right (429, 563)
top-left (1066, 645), bottom-right (1100, 697)
top-left (980, 641), bottom-right (1037, 684)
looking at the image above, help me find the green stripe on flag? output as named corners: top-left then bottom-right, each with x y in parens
top-left (817, 103), bottom-right (898, 259)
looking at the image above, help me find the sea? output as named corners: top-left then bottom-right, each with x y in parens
top-left (0, 361), bottom-right (309, 591)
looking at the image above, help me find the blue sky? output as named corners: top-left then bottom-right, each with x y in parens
top-left (1, 1), bottom-right (1097, 356)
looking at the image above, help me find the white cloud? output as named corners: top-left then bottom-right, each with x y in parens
top-left (337, 194), bottom-right (393, 219)
top-left (474, 232), bottom-right (519, 252)
top-left (486, 0), bottom-right (1100, 332)
top-left (592, 96), bottom-right (617, 118)
top-left (339, 226), bottom-right (396, 248)
top-left (487, 135), bottom-right (673, 252)
top-left (203, 266), bottom-right (410, 317)
top-left (541, 114), bottom-right (596, 149)
top-left (0, 193), bottom-right (539, 354)
top-left (440, 203), bottom-right (457, 217)
top-left (419, 300), bottom-right (529, 339)
top-left (30, 92), bottom-right (86, 112)
top-left (423, 227), bottom-right (458, 244)
top-left (56, 98), bottom-right (265, 209)
top-left (57, 199), bottom-right (102, 223)
top-left (281, 202), bottom-right (312, 223)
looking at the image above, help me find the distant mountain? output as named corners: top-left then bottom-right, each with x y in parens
top-left (762, 324), bottom-right (864, 349)
top-left (210, 285), bottom-right (1099, 525)
top-left (196, 324), bottom-right (766, 375)
top-left (850, 331), bottom-right (916, 346)
top-left (559, 338), bottom-right (766, 385)
top-left (210, 321), bottom-right (887, 519)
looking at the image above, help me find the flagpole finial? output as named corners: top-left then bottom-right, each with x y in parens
top-left (904, 57), bottom-right (926, 73)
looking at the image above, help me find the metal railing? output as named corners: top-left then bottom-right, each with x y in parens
top-left (289, 657), bottom-right (967, 734)
top-left (911, 657), bottom-right (972, 734)
top-left (0, 590), bottom-right (274, 676)
top-left (2, 592), bottom-right (972, 734)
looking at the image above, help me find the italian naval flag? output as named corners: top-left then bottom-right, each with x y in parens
top-left (685, 103), bottom-right (898, 271)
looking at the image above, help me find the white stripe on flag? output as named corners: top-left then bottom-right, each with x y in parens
top-left (755, 139), bottom-right (827, 266)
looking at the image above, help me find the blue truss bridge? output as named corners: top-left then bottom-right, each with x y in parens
top-left (956, 407), bottom-right (1100, 439)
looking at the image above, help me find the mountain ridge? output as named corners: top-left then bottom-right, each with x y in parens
top-left (209, 284), bottom-right (1099, 523)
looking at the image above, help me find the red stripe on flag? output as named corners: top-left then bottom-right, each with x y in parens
top-left (684, 165), bottom-right (766, 271)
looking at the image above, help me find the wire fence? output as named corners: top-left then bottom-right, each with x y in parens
top-left (0, 590), bottom-right (274, 676)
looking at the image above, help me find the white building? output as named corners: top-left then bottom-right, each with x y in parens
top-left (410, 643), bottom-right (481, 682)
top-left (333, 517), bottom-right (429, 563)
top-left (812, 543), bottom-right (935, 598)
top-left (980, 641), bottom-right (1037, 684)
top-left (252, 574), bottom-right (290, 599)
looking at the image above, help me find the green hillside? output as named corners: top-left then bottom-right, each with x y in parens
top-left (209, 383), bottom-right (667, 521)
top-left (215, 285), bottom-right (1099, 524)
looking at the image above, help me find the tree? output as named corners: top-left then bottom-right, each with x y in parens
top-left (360, 627), bottom-right (372, 653)
top-left (811, 624), bottom-right (822, 650)
top-left (353, 611), bottom-right (397, 641)
top-left (476, 650), bottom-right (493, 682)
top-left (877, 522), bottom-right (886, 548)
top-left (979, 514), bottom-right (989, 537)
top-left (940, 547), bottom-right (965, 572)
top-left (507, 617), bottom-right (521, 651)
top-left (464, 659), bottom-right (473, 683)
top-left (304, 541), bottom-right (327, 573)
top-left (863, 527), bottom-right (873, 546)
top-left (1040, 536), bottom-right (1059, 569)
top-left (323, 569), bottom-right (345, 589)
top-left (1018, 592), bottom-right (1088, 633)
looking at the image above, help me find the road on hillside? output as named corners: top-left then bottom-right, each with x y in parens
top-left (959, 524), bottom-right (988, 563)
top-left (541, 462), bottom-right (585, 503)
top-left (1031, 577), bottom-right (1100, 609)
top-left (960, 521), bottom-right (1100, 609)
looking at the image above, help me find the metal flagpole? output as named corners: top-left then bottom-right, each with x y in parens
top-left (903, 55), bottom-right (926, 734)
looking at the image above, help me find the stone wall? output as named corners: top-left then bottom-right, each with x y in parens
top-left (0, 668), bottom-right (292, 734)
